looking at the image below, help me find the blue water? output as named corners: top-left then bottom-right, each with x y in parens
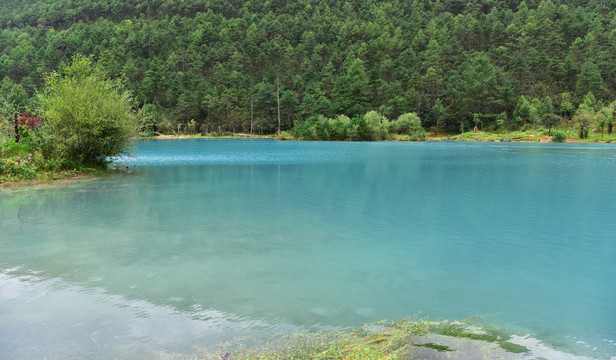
top-left (1, 139), bottom-right (615, 359)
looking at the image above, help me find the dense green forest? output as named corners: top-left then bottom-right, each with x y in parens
top-left (1, 0), bottom-right (616, 135)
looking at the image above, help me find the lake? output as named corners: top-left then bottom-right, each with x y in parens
top-left (1, 139), bottom-right (615, 359)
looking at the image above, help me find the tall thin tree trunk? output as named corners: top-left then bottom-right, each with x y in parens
top-left (13, 113), bottom-right (20, 143)
top-left (277, 76), bottom-right (281, 137)
top-left (250, 96), bottom-right (254, 139)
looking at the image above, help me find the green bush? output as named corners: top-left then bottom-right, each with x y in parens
top-left (1, 141), bottom-right (31, 158)
top-left (278, 131), bottom-right (293, 140)
top-left (347, 117), bottom-right (368, 141)
top-left (293, 117), bottom-right (318, 140)
top-left (40, 55), bottom-right (141, 167)
top-left (331, 115), bottom-right (351, 140)
top-left (541, 113), bottom-right (562, 133)
top-left (0, 151), bottom-right (43, 180)
top-left (346, 123), bottom-right (361, 141)
top-left (390, 113), bottom-right (426, 140)
top-left (314, 116), bottom-right (333, 140)
top-left (520, 123), bottom-right (533, 132)
top-left (363, 111), bottom-right (388, 140)
top-left (408, 131), bottom-right (426, 141)
top-left (551, 131), bottom-right (567, 142)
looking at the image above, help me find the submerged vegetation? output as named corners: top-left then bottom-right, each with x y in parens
top-left (178, 319), bottom-right (530, 360)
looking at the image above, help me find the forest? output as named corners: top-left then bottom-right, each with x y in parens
top-left (0, 0), bottom-right (616, 136)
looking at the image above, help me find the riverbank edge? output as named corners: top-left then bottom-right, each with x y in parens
top-left (0, 167), bottom-right (127, 189)
top-left (150, 130), bottom-right (616, 143)
top-left (2, 131), bottom-right (614, 187)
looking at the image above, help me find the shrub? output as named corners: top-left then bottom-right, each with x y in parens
top-left (278, 131), bottom-right (292, 140)
top-left (0, 151), bottom-right (43, 180)
top-left (293, 117), bottom-right (318, 140)
top-left (314, 116), bottom-right (332, 140)
top-left (40, 55), bottom-right (141, 167)
top-left (363, 111), bottom-right (388, 140)
top-left (541, 113), bottom-right (561, 133)
top-left (331, 115), bottom-right (351, 140)
top-left (1, 140), bottom-right (31, 158)
top-left (347, 117), bottom-right (368, 141)
top-left (572, 109), bottom-right (593, 139)
top-left (346, 124), bottom-right (361, 141)
top-left (520, 123), bottom-right (533, 132)
top-left (390, 113), bottom-right (426, 140)
top-left (551, 131), bottom-right (567, 143)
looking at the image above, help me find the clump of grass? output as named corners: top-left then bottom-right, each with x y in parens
top-left (431, 322), bottom-right (500, 342)
top-left (277, 131), bottom-right (294, 140)
top-left (449, 131), bottom-right (502, 142)
top-left (244, 323), bottom-right (412, 360)
top-left (551, 131), bottom-right (567, 143)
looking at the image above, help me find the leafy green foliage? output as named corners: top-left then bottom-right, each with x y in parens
top-left (40, 55), bottom-right (140, 167)
top-left (292, 111), bottom-right (426, 141)
top-left (551, 131), bottom-right (567, 143)
top-left (1, 140), bottom-right (31, 158)
top-left (572, 109), bottom-right (594, 139)
top-left (390, 113), bottom-right (426, 140)
top-left (541, 114), bottom-right (562, 133)
top-left (363, 111), bottom-right (388, 141)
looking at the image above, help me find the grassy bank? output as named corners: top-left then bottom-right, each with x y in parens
top-left (0, 139), bottom-right (112, 187)
top-left (429, 129), bottom-right (616, 143)
top-left (0, 166), bottom-right (125, 188)
top-left (156, 128), bottom-right (616, 144)
top-left (153, 133), bottom-right (275, 139)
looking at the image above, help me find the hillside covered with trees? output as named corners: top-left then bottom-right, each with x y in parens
top-left (1, 0), bottom-right (616, 136)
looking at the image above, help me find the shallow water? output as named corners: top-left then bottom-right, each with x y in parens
top-left (1, 140), bottom-right (615, 359)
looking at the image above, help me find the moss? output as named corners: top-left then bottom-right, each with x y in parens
top-left (414, 343), bottom-right (452, 352)
top-left (431, 323), bottom-right (500, 342)
top-left (500, 341), bottom-right (529, 353)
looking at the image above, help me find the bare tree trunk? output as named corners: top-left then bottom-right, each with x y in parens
top-left (250, 96), bottom-right (254, 139)
top-left (13, 113), bottom-right (20, 143)
top-left (277, 76), bottom-right (281, 137)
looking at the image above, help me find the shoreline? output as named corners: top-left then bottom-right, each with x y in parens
top-left (150, 130), bottom-right (616, 143)
top-left (2, 133), bottom-right (614, 188)
top-left (0, 167), bottom-right (128, 189)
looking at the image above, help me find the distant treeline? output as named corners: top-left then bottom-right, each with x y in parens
top-left (1, 0), bottom-right (616, 134)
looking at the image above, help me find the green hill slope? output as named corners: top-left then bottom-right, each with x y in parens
top-left (1, 0), bottom-right (615, 133)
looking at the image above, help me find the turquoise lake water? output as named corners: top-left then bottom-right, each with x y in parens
top-left (1, 139), bottom-right (615, 359)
